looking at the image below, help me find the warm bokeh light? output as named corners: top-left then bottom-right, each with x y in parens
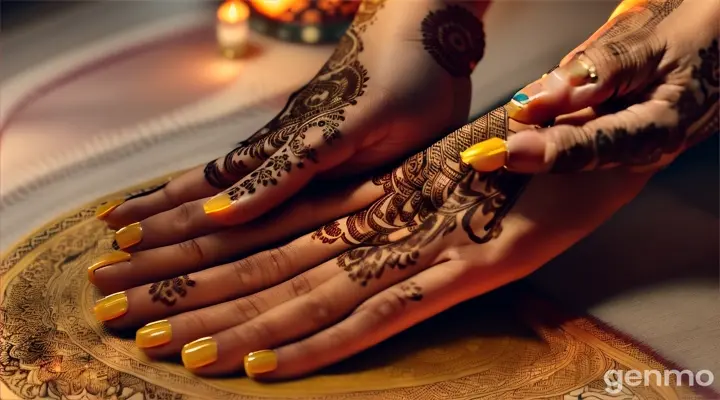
top-left (218, 1), bottom-right (250, 24)
top-left (251, 0), bottom-right (298, 18)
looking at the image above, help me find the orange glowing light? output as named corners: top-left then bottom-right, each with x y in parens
top-left (218, 1), bottom-right (250, 24)
top-left (251, 0), bottom-right (297, 18)
top-left (608, 0), bottom-right (647, 21)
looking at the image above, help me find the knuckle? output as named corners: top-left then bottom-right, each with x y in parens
top-left (301, 292), bottom-right (335, 327)
top-left (266, 247), bottom-right (291, 277)
top-left (177, 238), bottom-right (205, 265)
top-left (288, 274), bottom-right (313, 298)
top-left (231, 258), bottom-right (257, 288)
top-left (231, 296), bottom-right (265, 322)
top-left (369, 289), bottom-right (408, 319)
top-left (241, 319), bottom-right (275, 345)
top-left (172, 202), bottom-right (193, 235)
top-left (177, 310), bottom-right (210, 334)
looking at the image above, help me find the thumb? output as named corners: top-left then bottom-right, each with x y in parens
top-left (504, 101), bottom-right (680, 173)
top-left (507, 4), bottom-right (665, 125)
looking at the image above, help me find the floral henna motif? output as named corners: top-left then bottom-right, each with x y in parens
top-left (338, 170), bottom-right (529, 286)
top-left (149, 276), bottom-right (196, 307)
top-left (311, 107), bottom-right (530, 285)
top-left (312, 107), bottom-right (518, 247)
top-left (204, 1), bottom-right (385, 191)
top-left (421, 5), bottom-right (485, 78)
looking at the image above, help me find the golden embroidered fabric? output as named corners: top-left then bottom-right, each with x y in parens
top-left (0, 174), bottom-right (705, 400)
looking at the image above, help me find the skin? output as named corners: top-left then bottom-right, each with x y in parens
top-left (102, 0), bottom-right (489, 231)
top-left (92, 0), bottom-right (717, 379)
top-left (501, 0), bottom-right (719, 173)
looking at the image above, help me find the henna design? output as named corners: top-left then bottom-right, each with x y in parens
top-left (338, 170), bottom-right (528, 286)
top-left (311, 107), bottom-right (529, 285)
top-left (204, 1), bottom-right (385, 190)
top-left (400, 281), bottom-right (423, 302)
top-left (552, 38), bottom-right (719, 172)
top-left (148, 276), bottom-right (196, 307)
top-left (421, 5), bottom-right (485, 77)
top-left (684, 39), bottom-right (719, 147)
top-left (313, 107), bottom-right (517, 247)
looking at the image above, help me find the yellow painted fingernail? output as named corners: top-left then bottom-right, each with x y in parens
top-left (136, 320), bottom-right (172, 348)
top-left (460, 137), bottom-right (508, 172)
top-left (608, 0), bottom-right (647, 21)
top-left (95, 199), bottom-right (125, 220)
top-left (88, 251), bottom-right (131, 284)
top-left (203, 193), bottom-right (233, 215)
top-left (114, 222), bottom-right (142, 249)
top-left (244, 349), bottom-right (278, 377)
top-left (182, 337), bottom-right (218, 369)
top-left (94, 292), bottom-right (128, 322)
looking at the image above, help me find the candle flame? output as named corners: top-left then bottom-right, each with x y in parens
top-left (218, 1), bottom-right (250, 24)
top-left (251, 0), bottom-right (297, 18)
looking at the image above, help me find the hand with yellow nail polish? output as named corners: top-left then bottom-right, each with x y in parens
top-left (486, 0), bottom-right (718, 174)
top-left (92, 99), bottom-right (652, 379)
top-left (95, 1), bottom-right (490, 234)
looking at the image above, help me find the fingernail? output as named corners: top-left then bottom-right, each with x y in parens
top-left (114, 222), bottom-right (142, 249)
top-left (608, 0), bottom-right (647, 21)
top-left (94, 292), bottom-right (128, 322)
top-left (506, 82), bottom-right (543, 119)
top-left (182, 337), bottom-right (218, 369)
top-left (559, 56), bottom-right (597, 86)
top-left (505, 131), bottom-right (549, 172)
top-left (88, 251), bottom-right (131, 284)
top-left (95, 199), bottom-right (125, 220)
top-left (136, 320), bottom-right (172, 348)
top-left (244, 350), bottom-right (278, 377)
top-left (460, 137), bottom-right (508, 172)
top-left (203, 193), bottom-right (233, 215)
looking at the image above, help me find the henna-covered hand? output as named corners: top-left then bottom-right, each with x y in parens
top-left (90, 91), bottom-right (653, 379)
top-left (97, 0), bottom-right (488, 245)
top-left (463, 0), bottom-right (718, 173)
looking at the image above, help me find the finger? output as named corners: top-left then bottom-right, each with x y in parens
top-left (94, 232), bottom-right (350, 329)
top-left (101, 165), bottom-right (220, 230)
top-left (179, 236), bottom-right (447, 375)
top-left (506, 1), bottom-right (671, 125)
top-left (250, 260), bottom-right (475, 380)
top-left (101, 126), bottom-right (283, 229)
top-left (136, 261), bottom-right (341, 358)
top-left (203, 134), bottom-right (352, 226)
top-left (111, 198), bottom-right (220, 252)
top-left (504, 99), bottom-right (680, 173)
top-left (91, 179), bottom-right (385, 294)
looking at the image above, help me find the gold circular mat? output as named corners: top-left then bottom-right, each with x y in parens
top-left (0, 174), bottom-right (703, 399)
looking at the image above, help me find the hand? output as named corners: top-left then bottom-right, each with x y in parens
top-left (90, 103), bottom-right (653, 379)
top-left (460, 0), bottom-right (718, 173)
top-left (96, 0), bottom-right (489, 242)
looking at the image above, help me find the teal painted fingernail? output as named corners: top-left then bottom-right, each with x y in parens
top-left (512, 92), bottom-right (530, 104)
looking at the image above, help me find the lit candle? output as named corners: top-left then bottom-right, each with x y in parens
top-left (217, 1), bottom-right (250, 59)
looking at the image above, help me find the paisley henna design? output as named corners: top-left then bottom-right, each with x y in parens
top-left (338, 170), bottom-right (528, 286)
top-left (312, 107), bottom-right (518, 247)
top-left (421, 5), bottom-right (485, 78)
top-left (149, 275), bottom-right (196, 307)
top-left (203, 1), bottom-right (385, 190)
top-left (310, 107), bottom-right (530, 285)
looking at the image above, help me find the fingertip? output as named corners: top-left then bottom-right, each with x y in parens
top-left (505, 131), bottom-right (552, 173)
